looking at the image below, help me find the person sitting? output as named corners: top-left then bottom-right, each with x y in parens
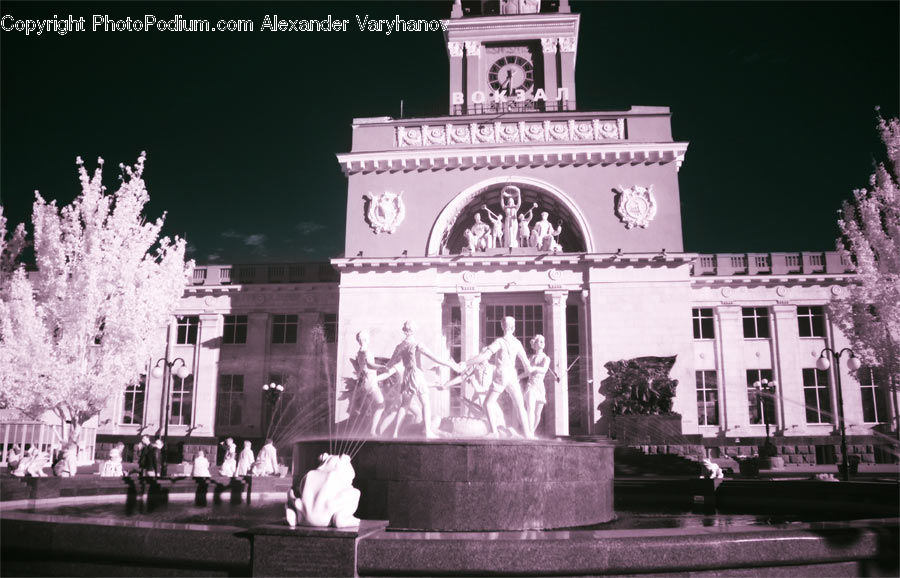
top-left (13, 447), bottom-right (49, 477)
top-left (139, 436), bottom-right (159, 477)
top-left (100, 445), bottom-right (124, 477)
top-left (5, 444), bottom-right (22, 471)
top-left (236, 441), bottom-right (254, 477)
top-left (219, 438), bottom-right (237, 477)
top-left (191, 450), bottom-right (211, 478)
top-left (251, 439), bottom-right (279, 477)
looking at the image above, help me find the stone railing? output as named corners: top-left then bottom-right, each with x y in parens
top-left (396, 116), bottom-right (625, 148)
top-left (188, 263), bottom-right (338, 286)
top-left (692, 252), bottom-right (852, 276)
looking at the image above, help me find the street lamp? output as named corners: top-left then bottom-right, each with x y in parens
top-left (262, 382), bottom-right (285, 434)
top-left (817, 348), bottom-right (862, 481)
top-left (151, 357), bottom-right (191, 477)
top-left (752, 378), bottom-right (778, 441)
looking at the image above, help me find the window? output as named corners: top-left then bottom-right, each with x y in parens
top-left (746, 369), bottom-right (775, 425)
top-left (802, 368), bottom-right (832, 424)
top-left (797, 306), bottom-right (826, 338)
top-left (272, 314), bottom-right (298, 344)
top-left (216, 374), bottom-right (244, 427)
top-left (169, 375), bottom-right (194, 426)
top-left (692, 308), bottom-right (715, 339)
top-left (696, 370), bottom-right (719, 426)
top-left (447, 307), bottom-right (463, 415)
top-left (483, 304), bottom-right (543, 346)
top-left (176, 316), bottom-right (199, 345)
top-left (223, 315), bottom-right (248, 345)
top-left (859, 367), bottom-right (887, 423)
top-left (121, 375), bottom-right (146, 425)
top-left (323, 313), bottom-right (338, 344)
top-left (742, 307), bottom-right (770, 339)
top-left (566, 304), bottom-right (583, 434)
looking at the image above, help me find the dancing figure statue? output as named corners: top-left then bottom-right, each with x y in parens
top-left (522, 335), bottom-right (551, 436)
top-left (463, 316), bottom-right (533, 438)
top-left (482, 206), bottom-right (503, 249)
top-left (350, 330), bottom-right (391, 437)
top-left (518, 203), bottom-right (537, 248)
top-left (286, 453), bottom-right (360, 528)
top-left (389, 320), bottom-right (462, 438)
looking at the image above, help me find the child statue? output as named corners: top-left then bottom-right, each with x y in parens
top-left (191, 449), bottom-right (211, 478)
top-left (522, 334), bottom-right (551, 437)
top-left (220, 438), bottom-right (237, 477)
top-left (236, 440), bottom-right (254, 477)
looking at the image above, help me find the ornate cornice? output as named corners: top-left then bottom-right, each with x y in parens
top-left (337, 141), bottom-right (689, 175)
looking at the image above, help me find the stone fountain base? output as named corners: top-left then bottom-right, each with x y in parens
top-left (292, 438), bottom-right (615, 531)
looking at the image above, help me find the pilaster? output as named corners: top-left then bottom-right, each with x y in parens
top-left (459, 292), bottom-right (482, 362)
top-left (715, 306), bottom-right (743, 433)
top-left (771, 305), bottom-right (801, 431)
top-left (448, 42), bottom-right (464, 112)
top-left (193, 313), bottom-right (221, 437)
top-left (540, 38), bottom-right (559, 103)
top-left (558, 37), bottom-right (577, 108)
top-left (464, 41), bottom-right (482, 114)
top-left (545, 290), bottom-right (569, 436)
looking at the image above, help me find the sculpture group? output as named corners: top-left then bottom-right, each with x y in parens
top-left (345, 317), bottom-right (554, 440)
top-left (463, 186), bottom-right (564, 253)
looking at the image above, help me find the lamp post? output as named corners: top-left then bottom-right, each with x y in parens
top-left (816, 348), bottom-right (861, 481)
top-left (262, 382), bottom-right (285, 435)
top-left (151, 357), bottom-right (191, 477)
top-left (752, 378), bottom-right (778, 441)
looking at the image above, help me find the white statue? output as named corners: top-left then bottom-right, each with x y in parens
top-left (501, 0), bottom-right (541, 16)
top-left (463, 228), bottom-right (479, 253)
top-left (701, 458), bottom-right (724, 479)
top-left (100, 443), bottom-right (124, 477)
top-left (482, 206), bottom-right (503, 249)
top-left (532, 212), bottom-right (562, 251)
top-left (470, 213), bottom-right (490, 252)
top-left (463, 316), bottom-right (533, 438)
top-left (285, 453), bottom-right (360, 528)
top-left (389, 320), bottom-right (462, 439)
top-left (522, 335), bottom-right (551, 436)
top-left (236, 440), bottom-right (254, 476)
top-left (220, 438), bottom-right (237, 477)
top-left (252, 438), bottom-right (279, 476)
top-left (350, 330), bottom-right (389, 437)
top-left (501, 186), bottom-right (521, 248)
top-left (191, 450), bottom-right (211, 478)
top-left (518, 204), bottom-right (537, 248)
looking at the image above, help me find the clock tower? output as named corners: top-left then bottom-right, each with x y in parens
top-left (445, 0), bottom-right (579, 114)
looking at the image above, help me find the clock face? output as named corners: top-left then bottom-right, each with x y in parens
top-left (488, 55), bottom-right (534, 93)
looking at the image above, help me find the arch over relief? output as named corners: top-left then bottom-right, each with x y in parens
top-left (426, 176), bottom-right (595, 256)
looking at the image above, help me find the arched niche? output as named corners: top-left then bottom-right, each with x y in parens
top-left (426, 176), bottom-right (594, 256)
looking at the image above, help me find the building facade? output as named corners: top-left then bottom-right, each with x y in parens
top-left (85, 0), bottom-right (896, 464)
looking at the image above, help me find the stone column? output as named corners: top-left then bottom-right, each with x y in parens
top-left (540, 38), bottom-right (559, 105)
top-left (448, 42), bottom-right (464, 113)
top-left (193, 313), bottom-right (221, 437)
top-left (715, 306), bottom-right (744, 433)
top-left (558, 37), bottom-right (577, 109)
top-left (464, 41), bottom-right (482, 114)
top-left (545, 290), bottom-right (569, 436)
top-left (459, 292), bottom-right (482, 361)
top-left (771, 305), bottom-right (802, 431)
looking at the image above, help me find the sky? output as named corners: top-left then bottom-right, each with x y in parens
top-left (1, 0), bottom-right (898, 264)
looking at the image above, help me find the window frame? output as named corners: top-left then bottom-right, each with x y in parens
top-left (797, 305), bottom-right (826, 338)
top-left (222, 314), bottom-right (248, 345)
top-left (802, 367), bottom-right (832, 424)
top-left (741, 307), bottom-right (771, 339)
top-left (216, 374), bottom-right (244, 427)
top-left (271, 314), bottom-right (299, 344)
top-left (696, 370), bottom-right (719, 426)
top-left (692, 308), bottom-right (715, 340)
top-left (745, 369), bottom-right (775, 425)
top-left (176, 316), bottom-right (200, 345)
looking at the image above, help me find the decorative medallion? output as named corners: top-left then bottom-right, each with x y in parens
top-left (203, 296), bottom-right (215, 306)
top-left (614, 185), bottom-right (658, 229)
top-left (548, 269), bottom-right (561, 281)
top-left (364, 191), bottom-right (406, 234)
top-left (830, 285), bottom-right (845, 297)
top-left (721, 287), bottom-right (733, 298)
top-left (462, 271), bottom-right (475, 284)
top-left (775, 285), bottom-right (788, 297)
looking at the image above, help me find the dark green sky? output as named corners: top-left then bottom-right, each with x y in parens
top-left (2, 1), bottom-right (898, 263)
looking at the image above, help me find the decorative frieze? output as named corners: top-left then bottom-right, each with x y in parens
top-left (397, 118), bottom-right (624, 148)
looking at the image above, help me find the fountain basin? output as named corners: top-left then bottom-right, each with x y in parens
top-left (292, 438), bottom-right (615, 531)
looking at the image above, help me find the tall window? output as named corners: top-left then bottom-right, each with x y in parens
top-left (483, 304), bottom-right (543, 345)
top-left (692, 308), bottom-right (715, 339)
top-left (176, 316), bottom-right (199, 345)
top-left (223, 315), bottom-right (248, 344)
top-left (323, 313), bottom-right (338, 344)
top-left (447, 307), bottom-right (463, 415)
top-left (742, 307), bottom-right (770, 338)
top-left (797, 306), bottom-right (826, 338)
top-left (272, 314), bottom-right (298, 344)
top-left (216, 374), bottom-right (244, 427)
top-left (696, 371), bottom-right (719, 426)
top-left (566, 304), bottom-right (583, 434)
top-left (859, 367), bottom-right (887, 423)
top-left (121, 375), bottom-right (146, 425)
top-left (169, 375), bottom-right (194, 426)
top-left (802, 368), bottom-right (832, 424)
top-left (746, 369), bottom-right (775, 425)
